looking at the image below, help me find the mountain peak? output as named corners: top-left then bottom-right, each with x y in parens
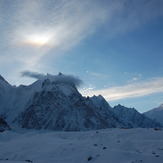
top-left (91, 94), bottom-right (112, 110)
top-left (0, 75), bottom-right (11, 88)
top-left (159, 104), bottom-right (163, 108)
top-left (92, 94), bottom-right (105, 100)
top-left (0, 75), bottom-right (8, 84)
top-left (58, 72), bottom-right (63, 76)
top-left (0, 73), bottom-right (161, 131)
top-left (0, 75), bottom-right (5, 81)
top-left (116, 104), bottom-right (125, 108)
top-left (144, 104), bottom-right (163, 126)
top-left (97, 94), bottom-right (105, 99)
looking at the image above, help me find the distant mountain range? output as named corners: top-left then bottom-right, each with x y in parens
top-left (144, 104), bottom-right (163, 126)
top-left (0, 74), bottom-right (162, 131)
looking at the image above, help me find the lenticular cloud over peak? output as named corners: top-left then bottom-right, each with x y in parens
top-left (21, 71), bottom-right (45, 79)
top-left (21, 71), bottom-right (83, 87)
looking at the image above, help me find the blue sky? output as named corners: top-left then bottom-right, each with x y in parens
top-left (0, 0), bottom-right (163, 112)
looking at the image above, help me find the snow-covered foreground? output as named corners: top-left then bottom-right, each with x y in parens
top-left (0, 128), bottom-right (163, 163)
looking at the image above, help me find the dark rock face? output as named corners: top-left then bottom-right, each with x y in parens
top-left (17, 81), bottom-right (117, 131)
top-left (0, 117), bottom-right (11, 132)
top-left (112, 105), bottom-right (162, 128)
top-left (88, 95), bottom-right (129, 128)
top-left (0, 74), bottom-right (161, 131)
top-left (17, 80), bottom-right (161, 131)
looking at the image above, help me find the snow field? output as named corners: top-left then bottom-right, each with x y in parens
top-left (0, 128), bottom-right (163, 163)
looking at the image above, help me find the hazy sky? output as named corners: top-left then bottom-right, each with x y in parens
top-left (0, 0), bottom-right (163, 112)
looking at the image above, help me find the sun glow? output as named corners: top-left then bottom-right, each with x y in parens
top-left (24, 33), bottom-right (52, 47)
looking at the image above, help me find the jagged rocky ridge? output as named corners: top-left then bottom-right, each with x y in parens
top-left (16, 79), bottom-right (118, 131)
top-left (144, 104), bottom-right (163, 126)
top-left (112, 104), bottom-right (161, 128)
top-left (0, 74), bottom-right (162, 131)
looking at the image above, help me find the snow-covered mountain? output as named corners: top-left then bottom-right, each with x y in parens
top-left (89, 95), bottom-right (129, 128)
top-left (112, 104), bottom-right (161, 128)
top-left (88, 96), bottom-right (161, 128)
top-left (0, 73), bottom-right (161, 131)
top-left (144, 104), bottom-right (163, 125)
top-left (16, 79), bottom-right (119, 131)
top-left (0, 75), bottom-right (13, 118)
top-left (0, 78), bottom-right (42, 125)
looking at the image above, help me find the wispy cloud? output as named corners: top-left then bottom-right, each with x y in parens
top-left (21, 71), bottom-right (83, 87)
top-left (2, 0), bottom-right (162, 55)
top-left (21, 71), bottom-right (45, 79)
top-left (0, 0), bottom-right (163, 84)
top-left (12, 0), bottom-right (107, 49)
top-left (0, 0), bottom-right (109, 71)
top-left (86, 71), bottom-right (107, 77)
top-left (81, 77), bottom-right (163, 101)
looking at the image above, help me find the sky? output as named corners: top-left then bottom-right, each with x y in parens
top-left (0, 0), bottom-right (163, 112)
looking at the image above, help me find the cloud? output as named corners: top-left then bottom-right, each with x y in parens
top-left (0, 0), bottom-right (110, 71)
top-left (81, 77), bottom-right (163, 101)
top-left (21, 71), bottom-right (82, 87)
top-left (7, 0), bottom-right (108, 49)
top-left (21, 71), bottom-right (45, 79)
top-left (4, 0), bottom-right (163, 51)
top-left (86, 71), bottom-right (107, 77)
top-left (132, 77), bottom-right (138, 81)
top-left (0, 0), bottom-right (163, 85)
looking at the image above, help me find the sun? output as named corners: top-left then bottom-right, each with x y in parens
top-left (24, 33), bottom-right (52, 47)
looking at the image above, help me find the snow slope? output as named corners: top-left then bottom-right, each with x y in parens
top-left (144, 104), bottom-right (163, 125)
top-left (0, 78), bottom-right (42, 124)
top-left (113, 104), bottom-right (161, 128)
top-left (0, 75), bottom-right (13, 119)
top-left (0, 128), bottom-right (163, 163)
top-left (17, 80), bottom-right (118, 131)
